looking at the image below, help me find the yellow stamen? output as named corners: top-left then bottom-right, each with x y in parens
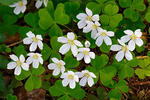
top-left (92, 24), bottom-right (98, 29)
top-left (16, 60), bottom-right (22, 67)
top-left (18, 1), bottom-right (24, 7)
top-left (68, 40), bottom-right (74, 45)
top-left (130, 34), bottom-right (137, 40)
top-left (57, 62), bottom-right (62, 68)
top-left (101, 32), bottom-right (107, 37)
top-left (83, 50), bottom-right (89, 55)
top-left (68, 74), bottom-right (74, 80)
top-left (33, 54), bottom-right (39, 59)
top-left (32, 37), bottom-right (38, 42)
top-left (84, 73), bottom-right (90, 77)
top-left (86, 16), bottom-right (92, 21)
top-left (121, 45), bottom-right (127, 52)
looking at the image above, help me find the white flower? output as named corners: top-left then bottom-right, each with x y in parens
top-left (7, 54), bottom-right (29, 75)
top-left (75, 70), bottom-right (96, 87)
top-left (23, 31), bottom-right (43, 51)
top-left (110, 39), bottom-right (133, 62)
top-left (61, 71), bottom-right (79, 89)
top-left (26, 53), bottom-right (43, 68)
top-left (9, 0), bottom-right (27, 15)
top-left (83, 21), bottom-right (101, 39)
top-left (76, 8), bottom-right (99, 29)
top-left (76, 47), bottom-right (95, 64)
top-left (48, 57), bottom-right (65, 76)
top-left (35, 0), bottom-right (48, 9)
top-left (121, 29), bottom-right (143, 51)
top-left (58, 32), bottom-right (83, 56)
top-left (95, 28), bottom-right (114, 47)
top-left (85, 40), bottom-right (91, 48)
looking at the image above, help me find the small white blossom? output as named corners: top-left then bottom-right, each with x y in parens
top-left (76, 8), bottom-right (99, 29)
top-left (48, 57), bottom-right (65, 76)
top-left (75, 70), bottom-right (96, 87)
top-left (26, 53), bottom-right (43, 68)
top-left (83, 21), bottom-right (101, 39)
top-left (85, 40), bottom-right (91, 48)
top-left (76, 47), bottom-right (95, 64)
top-left (7, 54), bottom-right (29, 75)
top-left (23, 31), bottom-right (43, 52)
top-left (58, 32), bottom-right (83, 56)
top-left (110, 39), bottom-right (133, 62)
top-left (61, 71), bottom-right (79, 89)
top-left (121, 29), bottom-right (143, 51)
top-left (35, 0), bottom-right (48, 9)
top-left (9, 0), bottom-right (27, 15)
top-left (95, 28), bottom-right (114, 47)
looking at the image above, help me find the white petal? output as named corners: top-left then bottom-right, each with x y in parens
top-left (76, 53), bottom-right (84, 61)
top-left (10, 54), bottom-right (18, 61)
top-left (23, 0), bottom-right (27, 5)
top-left (91, 30), bottom-right (98, 39)
top-left (69, 81), bottom-right (76, 89)
top-left (7, 62), bottom-right (16, 69)
top-left (71, 45), bottom-right (78, 57)
top-left (33, 60), bottom-right (39, 68)
top-left (22, 63), bottom-right (29, 71)
top-left (125, 50), bottom-right (133, 61)
top-left (83, 24), bottom-right (92, 33)
top-left (38, 40), bottom-right (43, 50)
top-left (67, 32), bottom-right (75, 40)
top-left (77, 20), bottom-right (86, 29)
top-left (60, 60), bottom-right (65, 65)
top-left (48, 63), bottom-right (56, 70)
top-left (36, 35), bottom-right (43, 40)
top-left (61, 66), bottom-right (65, 73)
top-left (92, 15), bottom-right (99, 21)
top-left (75, 72), bottom-right (84, 78)
top-left (53, 68), bottom-right (60, 76)
top-left (29, 42), bottom-right (38, 51)
top-left (79, 77), bottom-right (87, 86)
top-left (124, 30), bottom-right (133, 35)
top-left (104, 36), bottom-right (112, 45)
top-left (128, 40), bottom-right (135, 51)
top-left (38, 57), bottom-right (43, 64)
top-left (27, 31), bottom-right (35, 38)
top-left (21, 6), bottom-right (26, 13)
top-left (62, 79), bottom-right (69, 87)
top-left (43, 0), bottom-right (48, 6)
top-left (96, 36), bottom-right (103, 47)
top-left (118, 39), bottom-right (125, 46)
top-left (19, 55), bottom-right (25, 62)
top-left (89, 52), bottom-right (95, 59)
top-left (14, 66), bottom-right (21, 75)
top-left (61, 73), bottom-right (68, 78)
top-left (90, 72), bottom-right (96, 78)
top-left (115, 51), bottom-right (124, 62)
top-left (136, 38), bottom-right (143, 47)
top-left (110, 45), bottom-right (121, 51)
top-left (52, 58), bottom-right (59, 63)
top-left (86, 8), bottom-right (92, 16)
top-left (57, 37), bottom-right (68, 43)
top-left (106, 31), bottom-right (114, 37)
top-left (120, 35), bottom-right (130, 43)
top-left (135, 29), bottom-right (142, 37)
top-left (88, 77), bottom-right (94, 87)
top-left (14, 6), bottom-right (21, 15)
top-left (9, 3), bottom-right (17, 7)
top-left (23, 38), bottom-right (32, 44)
top-left (59, 44), bottom-right (70, 55)
top-left (74, 75), bottom-right (79, 82)
top-left (74, 40), bottom-right (83, 47)
top-left (26, 57), bottom-right (33, 64)
top-left (76, 13), bottom-right (87, 20)
top-left (35, 0), bottom-right (43, 9)
top-left (95, 21), bottom-right (100, 26)
top-left (84, 55), bottom-right (91, 64)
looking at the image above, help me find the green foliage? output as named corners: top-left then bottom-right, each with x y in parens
top-left (0, 55), bottom-right (9, 69)
top-left (32, 65), bottom-right (45, 76)
top-left (6, 94), bottom-right (17, 100)
top-left (50, 36), bottom-right (62, 51)
top-left (0, 0), bottom-right (19, 5)
top-left (87, 2), bottom-right (101, 14)
top-left (41, 43), bottom-right (51, 61)
top-left (15, 70), bottom-right (31, 81)
top-left (12, 44), bottom-right (27, 57)
top-left (49, 80), bottom-right (85, 99)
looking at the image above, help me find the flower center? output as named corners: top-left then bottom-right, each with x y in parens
top-left (18, 1), bottom-right (24, 7)
top-left (32, 37), bottom-right (38, 43)
top-left (16, 60), bottom-right (22, 67)
top-left (130, 34), bottom-right (137, 40)
top-left (68, 40), bottom-right (74, 45)
top-left (92, 24), bottom-right (98, 29)
top-left (83, 50), bottom-right (89, 55)
top-left (33, 54), bottom-right (39, 59)
top-left (68, 74), bottom-right (74, 80)
top-left (86, 16), bottom-right (92, 21)
top-left (101, 32), bottom-right (107, 37)
top-left (121, 45), bottom-right (127, 52)
top-left (84, 73), bottom-right (90, 77)
top-left (57, 62), bottom-right (62, 68)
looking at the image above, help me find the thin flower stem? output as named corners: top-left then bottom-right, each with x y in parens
top-left (58, 24), bottom-right (74, 33)
top-left (6, 40), bottom-right (23, 48)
